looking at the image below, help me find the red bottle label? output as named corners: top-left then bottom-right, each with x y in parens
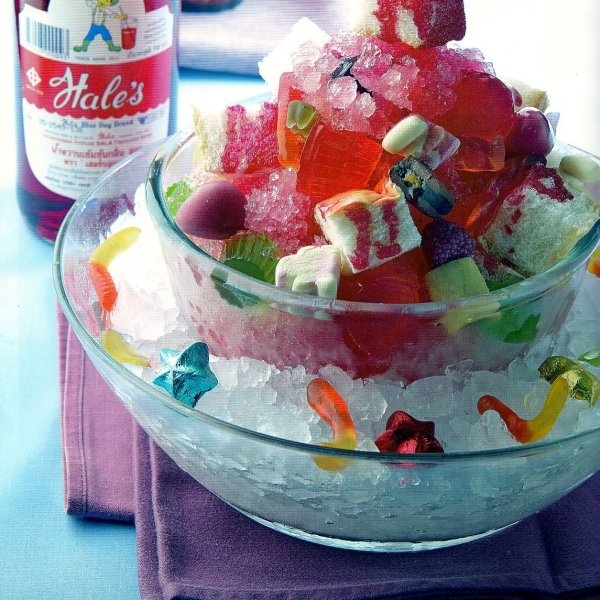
top-left (19, 0), bottom-right (174, 200)
top-left (21, 48), bottom-right (171, 118)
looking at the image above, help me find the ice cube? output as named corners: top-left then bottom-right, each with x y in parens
top-left (468, 410), bottom-right (518, 451)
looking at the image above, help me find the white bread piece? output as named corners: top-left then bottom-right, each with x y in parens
top-left (315, 187), bottom-right (421, 275)
top-left (192, 106), bottom-right (228, 173)
top-left (258, 18), bottom-right (331, 95)
top-left (504, 77), bottom-right (550, 112)
top-left (479, 172), bottom-right (599, 277)
top-left (351, 0), bottom-right (466, 48)
top-left (192, 103), bottom-right (264, 173)
top-left (350, 0), bottom-right (383, 38)
top-left (351, 0), bottom-right (423, 46)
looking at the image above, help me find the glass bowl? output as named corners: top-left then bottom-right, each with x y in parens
top-left (145, 129), bottom-right (600, 382)
top-left (54, 140), bottom-right (600, 552)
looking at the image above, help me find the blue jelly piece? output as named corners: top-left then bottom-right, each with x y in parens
top-left (389, 156), bottom-right (455, 219)
top-left (153, 342), bottom-right (218, 408)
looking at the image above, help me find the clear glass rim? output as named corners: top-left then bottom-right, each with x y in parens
top-left (53, 139), bottom-right (600, 465)
top-left (147, 128), bottom-right (600, 317)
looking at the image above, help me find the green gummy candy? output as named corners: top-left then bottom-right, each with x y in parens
top-left (222, 233), bottom-right (279, 285)
top-left (286, 101), bottom-right (317, 138)
top-left (479, 276), bottom-right (539, 343)
top-left (165, 180), bottom-right (193, 217)
top-left (210, 268), bottom-right (262, 309)
top-left (579, 348), bottom-right (600, 368)
top-left (485, 274), bottom-right (523, 291)
top-left (504, 314), bottom-right (540, 343)
top-left (479, 310), bottom-right (540, 344)
top-left (538, 356), bottom-right (600, 405)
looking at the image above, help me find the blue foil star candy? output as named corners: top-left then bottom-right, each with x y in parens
top-left (153, 342), bottom-right (218, 407)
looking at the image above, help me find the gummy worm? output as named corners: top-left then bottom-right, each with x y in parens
top-left (101, 329), bottom-right (150, 367)
top-left (477, 377), bottom-right (569, 443)
top-left (89, 227), bottom-right (141, 312)
top-left (539, 355), bottom-right (600, 404)
top-left (307, 378), bottom-right (357, 471)
top-left (588, 244), bottom-right (600, 278)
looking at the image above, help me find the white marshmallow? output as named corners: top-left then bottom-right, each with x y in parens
top-left (275, 245), bottom-right (342, 299)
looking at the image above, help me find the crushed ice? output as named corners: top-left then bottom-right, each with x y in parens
top-left (106, 185), bottom-right (600, 453)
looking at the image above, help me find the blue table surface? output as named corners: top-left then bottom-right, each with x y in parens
top-left (1, 2), bottom-right (598, 598)
top-left (0, 9), bottom-right (265, 598)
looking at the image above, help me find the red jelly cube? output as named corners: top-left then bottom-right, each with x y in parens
top-left (337, 251), bottom-right (427, 304)
top-left (429, 161), bottom-right (493, 229)
top-left (435, 72), bottom-right (515, 142)
top-left (453, 135), bottom-right (505, 172)
top-left (367, 149), bottom-right (398, 192)
top-left (464, 156), bottom-right (545, 237)
top-left (296, 120), bottom-right (383, 198)
top-left (276, 73), bottom-right (305, 169)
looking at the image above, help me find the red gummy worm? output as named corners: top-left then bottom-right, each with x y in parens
top-left (89, 262), bottom-right (118, 313)
top-left (478, 378), bottom-right (571, 444)
top-left (477, 395), bottom-right (531, 443)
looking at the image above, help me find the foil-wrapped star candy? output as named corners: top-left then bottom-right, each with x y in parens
top-left (153, 342), bottom-right (218, 407)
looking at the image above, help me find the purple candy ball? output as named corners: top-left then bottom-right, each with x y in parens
top-left (175, 180), bottom-right (246, 240)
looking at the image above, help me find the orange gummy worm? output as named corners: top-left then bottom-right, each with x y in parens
top-left (89, 261), bottom-right (118, 312)
top-left (307, 378), bottom-right (357, 470)
top-left (588, 245), bottom-right (600, 278)
top-left (88, 227), bottom-right (141, 313)
top-left (477, 377), bottom-right (570, 443)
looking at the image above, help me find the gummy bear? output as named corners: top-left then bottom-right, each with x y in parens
top-left (276, 73), bottom-right (305, 169)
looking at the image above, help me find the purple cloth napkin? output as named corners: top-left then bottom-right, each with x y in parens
top-left (134, 422), bottom-right (600, 600)
top-left (59, 309), bottom-right (600, 599)
top-left (58, 308), bottom-right (135, 521)
top-left (179, 0), bottom-right (350, 75)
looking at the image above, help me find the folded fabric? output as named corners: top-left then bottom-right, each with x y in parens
top-left (58, 308), bottom-right (135, 522)
top-left (135, 421), bottom-right (600, 600)
top-left (179, 0), bottom-right (350, 75)
top-left (59, 310), bottom-right (600, 599)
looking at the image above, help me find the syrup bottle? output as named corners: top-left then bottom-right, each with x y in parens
top-left (14, 0), bottom-right (180, 242)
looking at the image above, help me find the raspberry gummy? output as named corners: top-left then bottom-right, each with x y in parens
top-left (421, 218), bottom-right (475, 269)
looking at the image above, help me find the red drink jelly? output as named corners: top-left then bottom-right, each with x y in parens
top-left (296, 120), bottom-right (383, 198)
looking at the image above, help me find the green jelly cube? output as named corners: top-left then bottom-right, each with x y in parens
top-left (425, 257), bottom-right (489, 302)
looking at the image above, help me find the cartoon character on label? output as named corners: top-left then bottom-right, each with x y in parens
top-left (74, 0), bottom-right (128, 53)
